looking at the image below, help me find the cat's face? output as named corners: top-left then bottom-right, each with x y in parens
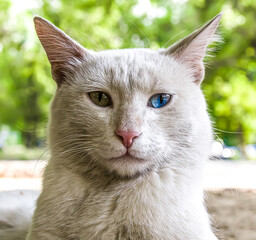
top-left (50, 49), bottom-right (211, 177)
top-left (34, 14), bottom-right (222, 177)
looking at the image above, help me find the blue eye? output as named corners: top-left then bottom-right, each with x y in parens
top-left (148, 93), bottom-right (171, 108)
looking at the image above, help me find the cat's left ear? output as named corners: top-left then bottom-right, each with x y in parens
top-left (161, 13), bottom-right (222, 85)
top-left (34, 16), bottom-right (89, 86)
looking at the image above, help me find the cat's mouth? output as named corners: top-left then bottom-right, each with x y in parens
top-left (110, 152), bottom-right (145, 162)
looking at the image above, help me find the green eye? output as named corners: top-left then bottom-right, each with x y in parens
top-left (88, 91), bottom-right (112, 107)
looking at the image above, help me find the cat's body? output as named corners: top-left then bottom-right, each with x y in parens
top-left (29, 160), bottom-right (213, 240)
top-left (0, 13), bottom-right (222, 240)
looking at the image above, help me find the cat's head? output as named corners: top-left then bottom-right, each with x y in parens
top-left (34, 14), bottom-right (222, 178)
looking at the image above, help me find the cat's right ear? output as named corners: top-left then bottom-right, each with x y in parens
top-left (160, 13), bottom-right (222, 85)
top-left (34, 16), bottom-right (88, 86)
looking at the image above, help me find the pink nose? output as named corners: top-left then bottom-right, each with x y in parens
top-left (115, 130), bottom-right (141, 149)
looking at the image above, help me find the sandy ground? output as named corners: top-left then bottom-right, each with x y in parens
top-left (207, 190), bottom-right (256, 240)
top-left (0, 160), bottom-right (256, 240)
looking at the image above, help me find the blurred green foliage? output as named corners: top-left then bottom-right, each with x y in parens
top-left (0, 0), bottom-right (255, 153)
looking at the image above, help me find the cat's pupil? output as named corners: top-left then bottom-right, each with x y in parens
top-left (98, 92), bottom-right (102, 102)
top-left (160, 95), bottom-right (164, 104)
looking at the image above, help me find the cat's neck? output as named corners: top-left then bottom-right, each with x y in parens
top-left (47, 153), bottom-right (204, 202)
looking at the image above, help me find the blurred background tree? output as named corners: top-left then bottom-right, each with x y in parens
top-left (0, 0), bottom-right (255, 159)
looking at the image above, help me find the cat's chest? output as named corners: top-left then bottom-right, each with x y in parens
top-left (41, 166), bottom-right (206, 240)
top-left (75, 171), bottom-right (179, 239)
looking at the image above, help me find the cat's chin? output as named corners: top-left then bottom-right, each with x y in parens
top-left (104, 153), bottom-right (153, 178)
top-left (110, 152), bottom-right (146, 163)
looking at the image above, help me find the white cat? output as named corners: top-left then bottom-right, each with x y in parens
top-left (0, 13), bottom-right (222, 240)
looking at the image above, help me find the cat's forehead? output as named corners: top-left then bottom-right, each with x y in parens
top-left (96, 48), bottom-right (158, 61)
top-left (94, 48), bottom-right (161, 75)
top-left (81, 49), bottom-right (180, 95)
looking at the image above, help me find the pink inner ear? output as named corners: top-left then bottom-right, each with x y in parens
top-left (34, 17), bottom-right (87, 86)
top-left (173, 30), bottom-right (218, 84)
top-left (192, 63), bottom-right (205, 85)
